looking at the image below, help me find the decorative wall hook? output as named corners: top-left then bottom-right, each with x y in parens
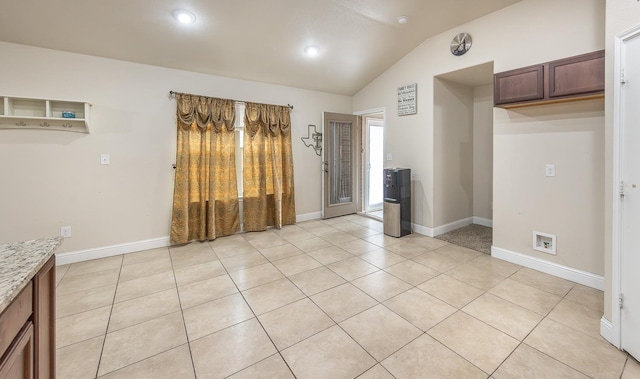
top-left (301, 124), bottom-right (323, 156)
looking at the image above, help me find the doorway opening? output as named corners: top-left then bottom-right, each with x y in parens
top-left (432, 62), bottom-right (494, 253)
top-left (363, 114), bottom-right (384, 220)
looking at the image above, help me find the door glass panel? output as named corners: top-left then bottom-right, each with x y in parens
top-left (329, 121), bottom-right (352, 205)
top-left (367, 124), bottom-right (384, 210)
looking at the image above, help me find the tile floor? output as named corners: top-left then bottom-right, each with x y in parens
top-left (55, 215), bottom-right (639, 378)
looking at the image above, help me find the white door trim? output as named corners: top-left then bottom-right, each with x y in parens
top-left (609, 23), bottom-right (640, 349)
top-left (354, 107), bottom-right (386, 117)
top-left (364, 118), bottom-right (384, 212)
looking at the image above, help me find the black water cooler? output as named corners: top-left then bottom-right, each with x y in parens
top-left (383, 168), bottom-right (411, 237)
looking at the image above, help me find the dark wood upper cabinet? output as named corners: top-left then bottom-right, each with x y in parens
top-left (494, 65), bottom-right (544, 105)
top-left (494, 50), bottom-right (604, 108)
top-left (548, 50), bottom-right (605, 98)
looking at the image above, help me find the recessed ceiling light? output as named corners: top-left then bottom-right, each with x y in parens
top-left (397, 16), bottom-right (409, 24)
top-left (304, 45), bottom-right (319, 57)
top-left (173, 9), bottom-right (196, 24)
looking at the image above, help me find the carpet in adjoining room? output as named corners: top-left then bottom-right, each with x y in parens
top-left (435, 224), bottom-right (492, 255)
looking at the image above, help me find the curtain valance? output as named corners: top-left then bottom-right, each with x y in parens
top-left (244, 102), bottom-right (291, 137)
top-left (176, 94), bottom-right (236, 132)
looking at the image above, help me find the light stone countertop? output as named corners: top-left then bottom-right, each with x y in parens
top-left (0, 236), bottom-right (63, 314)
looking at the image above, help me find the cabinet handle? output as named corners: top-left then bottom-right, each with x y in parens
top-left (62, 123), bottom-right (73, 128)
top-left (40, 122), bottom-right (50, 127)
top-left (16, 121), bottom-right (27, 126)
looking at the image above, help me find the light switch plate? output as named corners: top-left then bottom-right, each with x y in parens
top-left (101, 154), bottom-right (110, 165)
top-left (386, 153), bottom-right (393, 161)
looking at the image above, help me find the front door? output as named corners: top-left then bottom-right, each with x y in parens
top-left (322, 112), bottom-right (360, 219)
top-left (621, 31), bottom-right (640, 360)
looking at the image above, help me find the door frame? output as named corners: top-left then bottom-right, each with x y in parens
top-left (363, 117), bottom-right (384, 213)
top-left (321, 112), bottom-right (361, 219)
top-left (355, 107), bottom-right (386, 215)
top-left (609, 23), bottom-right (640, 350)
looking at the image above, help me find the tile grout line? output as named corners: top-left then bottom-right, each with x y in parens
top-left (219, 236), bottom-right (298, 378)
top-left (480, 265), bottom-right (584, 377)
top-left (166, 244), bottom-right (203, 379)
top-left (93, 254), bottom-right (125, 379)
top-left (234, 227), bottom-right (384, 377)
top-left (167, 241), bottom-right (229, 378)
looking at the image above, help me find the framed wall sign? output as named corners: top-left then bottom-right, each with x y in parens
top-left (397, 83), bottom-right (417, 116)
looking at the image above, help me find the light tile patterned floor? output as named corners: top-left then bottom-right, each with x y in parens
top-left (55, 215), bottom-right (639, 378)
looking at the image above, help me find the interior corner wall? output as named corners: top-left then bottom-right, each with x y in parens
top-left (473, 85), bottom-right (494, 222)
top-left (433, 79), bottom-right (474, 227)
top-left (604, 0), bottom-right (640, 322)
top-left (0, 42), bottom-right (352, 253)
top-left (353, 0), bottom-right (605, 273)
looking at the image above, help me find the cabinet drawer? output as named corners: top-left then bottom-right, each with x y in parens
top-left (0, 322), bottom-right (34, 379)
top-left (0, 283), bottom-right (33, 358)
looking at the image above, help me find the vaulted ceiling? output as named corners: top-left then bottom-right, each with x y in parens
top-left (0, 0), bottom-right (520, 95)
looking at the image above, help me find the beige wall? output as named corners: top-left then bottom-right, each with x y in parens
top-left (353, 0), bottom-right (605, 274)
top-left (433, 79), bottom-right (474, 227)
top-left (603, 0), bottom-right (640, 322)
top-left (493, 100), bottom-right (604, 274)
top-left (0, 42), bottom-right (351, 253)
top-left (473, 85), bottom-right (494, 221)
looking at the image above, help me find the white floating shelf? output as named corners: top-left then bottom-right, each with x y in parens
top-left (0, 96), bottom-right (91, 133)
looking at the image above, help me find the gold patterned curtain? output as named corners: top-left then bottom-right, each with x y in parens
top-left (170, 94), bottom-right (240, 244)
top-left (243, 102), bottom-right (296, 231)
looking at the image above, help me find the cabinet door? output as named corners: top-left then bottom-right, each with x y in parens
top-left (0, 323), bottom-right (34, 379)
top-left (0, 284), bottom-right (32, 358)
top-left (33, 257), bottom-right (55, 379)
top-left (494, 65), bottom-right (544, 105)
top-left (549, 50), bottom-right (604, 97)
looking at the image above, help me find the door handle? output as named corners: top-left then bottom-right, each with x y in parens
top-left (322, 161), bottom-right (329, 173)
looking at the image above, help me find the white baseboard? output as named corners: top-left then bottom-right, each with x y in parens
top-left (473, 217), bottom-right (493, 227)
top-left (599, 317), bottom-right (619, 347)
top-left (296, 212), bottom-right (322, 223)
top-left (491, 246), bottom-right (604, 290)
top-left (56, 236), bottom-right (170, 265)
top-left (56, 211), bottom-right (322, 265)
top-left (433, 217), bottom-right (473, 236)
top-left (412, 223), bottom-right (434, 237)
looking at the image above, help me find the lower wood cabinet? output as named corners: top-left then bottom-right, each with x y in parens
top-left (0, 324), bottom-right (34, 379)
top-left (0, 256), bottom-right (55, 379)
top-left (33, 257), bottom-right (55, 379)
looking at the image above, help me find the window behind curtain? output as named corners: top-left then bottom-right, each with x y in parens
top-left (235, 103), bottom-right (245, 198)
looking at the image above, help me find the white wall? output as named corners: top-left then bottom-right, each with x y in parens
top-left (473, 85), bottom-right (494, 221)
top-left (0, 42), bottom-right (351, 253)
top-left (353, 0), bottom-right (605, 274)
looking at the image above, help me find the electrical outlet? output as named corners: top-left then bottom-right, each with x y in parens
top-left (101, 154), bottom-right (110, 165)
top-left (60, 226), bottom-right (71, 238)
top-left (545, 164), bottom-right (555, 177)
top-left (386, 153), bottom-right (393, 161)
